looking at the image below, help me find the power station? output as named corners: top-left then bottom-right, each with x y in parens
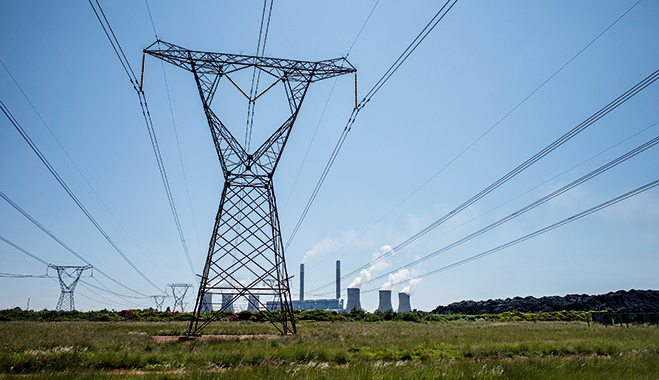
top-left (294, 261), bottom-right (413, 313)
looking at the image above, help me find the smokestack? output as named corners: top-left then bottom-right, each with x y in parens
top-left (346, 288), bottom-right (361, 311)
top-left (378, 289), bottom-right (393, 312)
top-left (221, 293), bottom-right (234, 312)
top-left (247, 295), bottom-right (259, 312)
top-left (336, 260), bottom-right (341, 300)
top-left (398, 292), bottom-right (411, 312)
top-left (300, 263), bottom-right (305, 302)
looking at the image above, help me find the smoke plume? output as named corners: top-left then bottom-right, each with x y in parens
top-left (348, 245), bottom-right (392, 288)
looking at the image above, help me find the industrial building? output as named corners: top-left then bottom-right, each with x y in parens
top-left (283, 261), bottom-right (344, 311)
top-left (265, 261), bottom-right (414, 313)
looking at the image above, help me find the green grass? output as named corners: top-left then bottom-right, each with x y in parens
top-left (1, 320), bottom-right (658, 379)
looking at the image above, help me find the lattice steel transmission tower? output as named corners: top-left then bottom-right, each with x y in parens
top-left (48, 264), bottom-right (93, 311)
top-left (145, 41), bottom-right (355, 336)
top-left (151, 295), bottom-right (166, 312)
top-left (168, 283), bottom-right (193, 313)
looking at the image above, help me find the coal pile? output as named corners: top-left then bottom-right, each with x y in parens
top-left (431, 289), bottom-right (659, 314)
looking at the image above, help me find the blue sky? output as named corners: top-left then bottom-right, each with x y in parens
top-left (1, 1), bottom-right (658, 312)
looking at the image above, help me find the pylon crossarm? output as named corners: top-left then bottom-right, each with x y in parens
top-left (144, 40), bottom-right (356, 83)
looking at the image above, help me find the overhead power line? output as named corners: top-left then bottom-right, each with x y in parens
top-left (0, 234), bottom-right (145, 308)
top-left (0, 100), bottom-right (161, 292)
top-left (363, 177), bottom-right (659, 293)
top-left (0, 190), bottom-right (149, 297)
top-left (310, 66), bottom-right (659, 294)
top-left (141, 2), bottom-right (204, 261)
top-left (245, 0), bottom-right (275, 151)
top-left (281, 0), bottom-right (380, 216)
top-left (307, 0), bottom-right (645, 271)
top-left (0, 272), bottom-right (49, 279)
top-left (0, 234), bottom-right (50, 266)
top-left (346, 0), bottom-right (380, 57)
top-left (285, 0), bottom-right (460, 251)
top-left (0, 58), bottom-right (172, 280)
top-left (88, 0), bottom-right (197, 283)
top-left (356, 131), bottom-right (659, 290)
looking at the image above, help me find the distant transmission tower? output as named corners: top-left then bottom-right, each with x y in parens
top-left (151, 295), bottom-right (166, 312)
top-left (145, 41), bottom-right (355, 336)
top-left (168, 283), bottom-right (193, 313)
top-left (48, 265), bottom-right (93, 311)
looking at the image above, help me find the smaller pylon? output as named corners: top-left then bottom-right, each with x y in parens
top-left (168, 284), bottom-right (193, 312)
top-left (151, 295), bottom-right (166, 312)
top-left (48, 265), bottom-right (93, 311)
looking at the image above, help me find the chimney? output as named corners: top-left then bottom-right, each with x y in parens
top-left (336, 260), bottom-right (341, 300)
top-left (300, 263), bottom-right (305, 302)
top-left (346, 288), bottom-right (361, 312)
top-left (221, 293), bottom-right (234, 312)
top-left (378, 289), bottom-right (393, 312)
top-left (247, 295), bottom-right (259, 312)
top-left (398, 292), bottom-right (411, 312)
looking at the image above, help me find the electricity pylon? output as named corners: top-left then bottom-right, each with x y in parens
top-left (168, 283), bottom-right (192, 313)
top-left (151, 294), bottom-right (166, 312)
top-left (48, 264), bottom-right (93, 311)
top-left (145, 40), bottom-right (355, 336)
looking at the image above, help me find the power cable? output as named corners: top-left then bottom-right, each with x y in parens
top-left (400, 120), bottom-right (659, 253)
top-left (362, 177), bottom-right (659, 293)
top-left (346, 0), bottom-right (380, 57)
top-left (89, 0), bottom-right (197, 283)
top-left (281, 78), bottom-right (340, 215)
top-left (245, 0), bottom-right (274, 151)
top-left (0, 234), bottom-right (49, 266)
top-left (0, 272), bottom-right (49, 279)
top-left (306, 0), bottom-right (645, 271)
top-left (357, 131), bottom-right (659, 290)
top-left (0, 190), bottom-right (149, 297)
top-left (357, 0), bottom-right (459, 110)
top-left (308, 121), bottom-right (659, 296)
top-left (284, 0), bottom-right (459, 251)
top-left (282, 0), bottom-right (379, 216)
top-left (158, 61), bottom-right (205, 261)
top-left (77, 281), bottom-right (142, 309)
top-left (144, 0), bottom-right (158, 39)
top-left (0, 100), bottom-right (161, 292)
top-left (1, 234), bottom-right (142, 308)
top-left (309, 66), bottom-right (659, 294)
top-left (0, 58), bottom-right (172, 280)
top-left (142, 1), bottom-right (205, 261)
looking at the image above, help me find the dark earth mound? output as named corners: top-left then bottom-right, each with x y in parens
top-left (431, 289), bottom-right (659, 314)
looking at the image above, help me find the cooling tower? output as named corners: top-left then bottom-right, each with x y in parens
top-left (336, 260), bottom-right (341, 300)
top-left (378, 289), bottom-right (393, 312)
top-left (346, 288), bottom-right (361, 311)
top-left (398, 292), bottom-right (411, 312)
top-left (221, 293), bottom-right (234, 312)
top-left (200, 293), bottom-right (213, 312)
top-left (300, 263), bottom-right (305, 301)
top-left (247, 295), bottom-right (259, 312)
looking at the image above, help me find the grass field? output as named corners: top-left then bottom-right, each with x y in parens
top-left (1, 320), bottom-right (657, 379)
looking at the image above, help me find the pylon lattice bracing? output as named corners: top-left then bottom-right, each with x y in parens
top-left (168, 283), bottom-right (192, 313)
top-left (151, 295), bottom-right (166, 312)
top-left (48, 265), bottom-right (92, 311)
top-left (145, 41), bottom-right (355, 336)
